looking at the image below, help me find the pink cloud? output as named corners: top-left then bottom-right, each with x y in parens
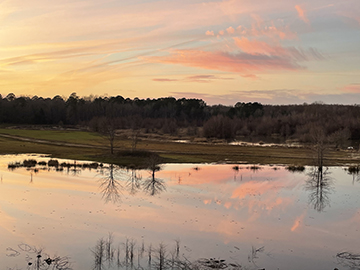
top-left (153, 75), bottom-right (234, 83)
top-left (206, 30), bottom-right (214, 36)
top-left (241, 74), bottom-right (258, 79)
top-left (291, 210), bottom-right (307, 232)
top-left (231, 18), bottom-right (297, 41)
top-left (152, 78), bottom-right (179, 82)
top-left (147, 49), bottom-right (302, 75)
top-left (234, 37), bottom-right (285, 55)
top-left (234, 37), bottom-right (324, 61)
top-left (295, 5), bottom-right (310, 24)
top-left (231, 180), bottom-right (283, 199)
top-left (226, 26), bottom-right (235, 34)
top-left (342, 83), bottom-right (360, 93)
top-left (230, 178), bottom-right (296, 215)
top-left (185, 75), bottom-right (234, 83)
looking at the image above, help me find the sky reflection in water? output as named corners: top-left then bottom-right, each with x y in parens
top-left (0, 154), bottom-right (359, 270)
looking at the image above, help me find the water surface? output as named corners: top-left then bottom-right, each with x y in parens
top-left (0, 154), bottom-right (359, 270)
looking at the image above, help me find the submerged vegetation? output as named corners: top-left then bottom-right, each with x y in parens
top-left (6, 243), bottom-right (72, 270)
top-left (90, 234), bottom-right (266, 270)
top-left (9, 236), bottom-right (360, 270)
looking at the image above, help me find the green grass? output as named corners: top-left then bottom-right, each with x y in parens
top-left (0, 128), bottom-right (358, 166)
top-left (0, 136), bottom-right (99, 160)
top-left (0, 128), bottom-right (103, 145)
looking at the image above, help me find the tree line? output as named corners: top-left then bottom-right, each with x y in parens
top-left (1, 92), bottom-right (360, 144)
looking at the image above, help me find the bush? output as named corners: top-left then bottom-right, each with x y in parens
top-left (203, 115), bottom-right (234, 140)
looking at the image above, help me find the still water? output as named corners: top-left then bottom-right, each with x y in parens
top-left (0, 154), bottom-right (359, 270)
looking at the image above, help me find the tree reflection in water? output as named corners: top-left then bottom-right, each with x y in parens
top-left (6, 243), bottom-right (72, 270)
top-left (143, 177), bottom-right (166, 196)
top-left (347, 165), bottom-right (360, 185)
top-left (91, 235), bottom-right (264, 270)
top-left (98, 164), bottom-right (123, 203)
top-left (305, 166), bottom-right (334, 212)
top-left (98, 159), bottom-right (166, 203)
top-left (143, 155), bottom-right (166, 196)
top-left (126, 169), bottom-right (142, 195)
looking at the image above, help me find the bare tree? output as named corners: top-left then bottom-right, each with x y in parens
top-left (99, 117), bottom-right (118, 155)
top-left (131, 116), bottom-right (142, 152)
top-left (131, 129), bottom-right (140, 152)
top-left (310, 125), bottom-right (328, 168)
top-left (329, 128), bottom-right (351, 149)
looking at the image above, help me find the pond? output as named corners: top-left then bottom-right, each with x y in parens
top-left (0, 154), bottom-right (359, 270)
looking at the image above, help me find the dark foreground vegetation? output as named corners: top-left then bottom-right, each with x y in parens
top-left (1, 93), bottom-right (360, 144)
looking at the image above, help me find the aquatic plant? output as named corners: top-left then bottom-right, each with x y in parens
top-left (285, 165), bottom-right (305, 172)
top-left (6, 243), bottom-right (72, 270)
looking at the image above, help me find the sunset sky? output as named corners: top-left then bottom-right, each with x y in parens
top-left (0, 0), bottom-right (359, 105)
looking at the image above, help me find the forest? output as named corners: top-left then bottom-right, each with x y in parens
top-left (0, 92), bottom-right (359, 145)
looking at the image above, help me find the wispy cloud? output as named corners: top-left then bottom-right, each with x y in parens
top-left (0, 0), bottom-right (358, 103)
top-left (207, 15), bottom-right (298, 40)
top-left (153, 14), bottom-right (324, 77)
top-left (341, 83), bottom-right (360, 93)
top-left (153, 75), bottom-right (234, 83)
top-left (153, 78), bottom-right (179, 82)
top-left (295, 5), bottom-right (310, 24)
top-left (234, 37), bottom-right (325, 61)
top-left (147, 49), bottom-right (302, 76)
top-left (185, 74), bottom-right (233, 82)
top-left (291, 210), bottom-right (307, 232)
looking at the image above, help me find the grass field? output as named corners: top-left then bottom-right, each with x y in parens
top-left (0, 128), bottom-right (359, 167)
top-left (0, 128), bottom-right (103, 145)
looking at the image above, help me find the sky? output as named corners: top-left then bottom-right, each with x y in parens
top-left (0, 0), bottom-right (359, 105)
